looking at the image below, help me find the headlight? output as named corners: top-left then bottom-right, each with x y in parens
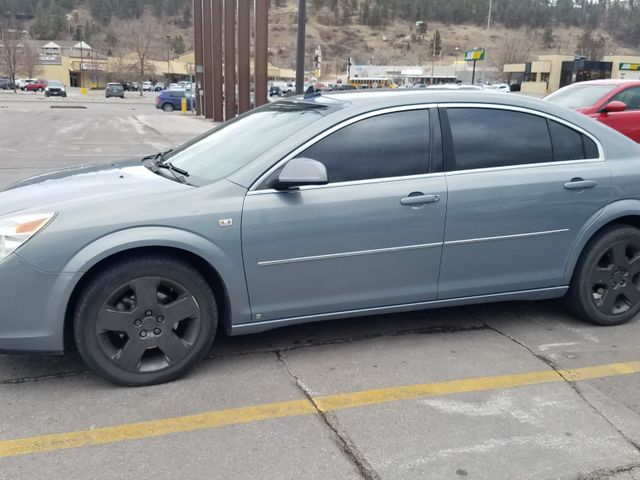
top-left (0, 212), bottom-right (55, 260)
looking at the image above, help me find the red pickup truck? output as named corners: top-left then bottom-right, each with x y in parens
top-left (25, 80), bottom-right (47, 92)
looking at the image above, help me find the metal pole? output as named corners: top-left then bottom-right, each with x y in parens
top-left (295, 0), bottom-right (306, 94)
top-left (481, 0), bottom-right (492, 84)
top-left (237, 0), bottom-right (250, 113)
top-left (203, 0), bottom-right (214, 119)
top-left (194, 0), bottom-right (204, 116)
top-left (430, 32), bottom-right (436, 85)
top-left (472, 60), bottom-right (477, 85)
top-left (254, 0), bottom-right (268, 106)
top-left (212, 0), bottom-right (224, 122)
top-left (224, 0), bottom-right (236, 120)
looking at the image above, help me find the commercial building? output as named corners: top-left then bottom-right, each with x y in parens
top-left (504, 54), bottom-right (640, 95)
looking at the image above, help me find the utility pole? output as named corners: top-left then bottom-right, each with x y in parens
top-left (296, 0), bottom-right (306, 94)
top-left (481, 0), bottom-right (493, 84)
top-left (430, 31), bottom-right (436, 85)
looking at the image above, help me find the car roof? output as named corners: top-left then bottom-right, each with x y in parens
top-left (565, 79), bottom-right (640, 87)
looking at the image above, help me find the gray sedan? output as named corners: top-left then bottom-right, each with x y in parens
top-left (2, 91), bottom-right (640, 386)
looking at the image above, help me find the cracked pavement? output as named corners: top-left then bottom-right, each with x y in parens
top-left (2, 100), bottom-right (640, 479)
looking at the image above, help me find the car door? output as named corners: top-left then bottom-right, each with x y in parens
top-left (595, 86), bottom-right (640, 142)
top-left (241, 108), bottom-right (447, 322)
top-left (438, 105), bottom-right (611, 300)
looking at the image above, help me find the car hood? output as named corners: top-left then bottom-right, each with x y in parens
top-left (0, 160), bottom-right (190, 217)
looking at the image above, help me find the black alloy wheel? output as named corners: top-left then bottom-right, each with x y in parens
top-left (74, 256), bottom-right (217, 386)
top-left (568, 226), bottom-right (640, 326)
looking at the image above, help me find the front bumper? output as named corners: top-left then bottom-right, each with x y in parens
top-left (46, 90), bottom-right (66, 96)
top-left (0, 254), bottom-right (75, 354)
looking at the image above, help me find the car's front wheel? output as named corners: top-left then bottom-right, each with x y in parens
top-left (568, 225), bottom-right (640, 326)
top-left (74, 256), bottom-right (218, 386)
top-left (162, 103), bottom-right (175, 112)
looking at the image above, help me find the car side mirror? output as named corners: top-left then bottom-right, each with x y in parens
top-left (274, 158), bottom-right (328, 190)
top-left (602, 100), bottom-right (627, 114)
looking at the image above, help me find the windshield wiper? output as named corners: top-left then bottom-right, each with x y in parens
top-left (143, 149), bottom-right (190, 184)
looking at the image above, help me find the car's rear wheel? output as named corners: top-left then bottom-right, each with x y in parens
top-left (162, 103), bottom-right (175, 112)
top-left (74, 256), bottom-right (218, 386)
top-left (567, 226), bottom-right (640, 326)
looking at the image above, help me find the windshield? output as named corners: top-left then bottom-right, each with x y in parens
top-left (164, 101), bottom-right (330, 185)
top-left (545, 84), bottom-right (618, 109)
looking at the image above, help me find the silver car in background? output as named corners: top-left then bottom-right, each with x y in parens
top-left (1, 90), bottom-right (640, 386)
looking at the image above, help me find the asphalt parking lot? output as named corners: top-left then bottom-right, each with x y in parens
top-left (1, 97), bottom-right (640, 480)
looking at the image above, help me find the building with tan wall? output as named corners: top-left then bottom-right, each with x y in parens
top-left (505, 53), bottom-right (640, 96)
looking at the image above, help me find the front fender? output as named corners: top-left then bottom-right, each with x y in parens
top-left (563, 199), bottom-right (640, 282)
top-left (55, 226), bottom-right (252, 338)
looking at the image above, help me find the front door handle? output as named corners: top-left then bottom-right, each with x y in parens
top-left (564, 178), bottom-right (597, 190)
top-left (400, 194), bottom-right (440, 206)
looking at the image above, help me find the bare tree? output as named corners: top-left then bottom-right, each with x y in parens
top-left (20, 39), bottom-right (42, 79)
top-left (491, 31), bottom-right (532, 71)
top-left (118, 17), bottom-right (159, 96)
top-left (0, 19), bottom-right (22, 92)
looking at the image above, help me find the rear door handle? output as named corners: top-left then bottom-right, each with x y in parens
top-left (400, 194), bottom-right (440, 206)
top-left (564, 178), bottom-right (597, 190)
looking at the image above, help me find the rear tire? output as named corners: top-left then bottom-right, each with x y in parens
top-left (567, 225), bottom-right (640, 326)
top-left (74, 256), bottom-right (218, 386)
top-left (162, 103), bottom-right (174, 112)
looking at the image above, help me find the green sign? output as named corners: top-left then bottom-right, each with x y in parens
top-left (464, 48), bottom-right (485, 62)
top-left (620, 62), bottom-right (640, 71)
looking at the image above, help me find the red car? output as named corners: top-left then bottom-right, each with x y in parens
top-left (546, 79), bottom-right (640, 143)
top-left (24, 79), bottom-right (47, 92)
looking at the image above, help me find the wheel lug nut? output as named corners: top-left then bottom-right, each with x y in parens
top-left (145, 310), bottom-right (152, 316)
top-left (153, 328), bottom-right (162, 335)
top-left (140, 331), bottom-right (147, 338)
top-left (134, 320), bottom-right (142, 327)
top-left (157, 316), bottom-right (164, 323)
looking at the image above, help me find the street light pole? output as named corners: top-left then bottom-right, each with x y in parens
top-left (166, 34), bottom-right (171, 87)
top-left (481, 0), bottom-right (493, 84)
top-left (296, 0), bottom-right (306, 94)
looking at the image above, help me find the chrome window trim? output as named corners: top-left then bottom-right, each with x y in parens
top-left (257, 242), bottom-right (442, 267)
top-left (248, 104), bottom-right (437, 192)
top-left (438, 102), bottom-right (606, 171)
top-left (246, 171), bottom-right (445, 196)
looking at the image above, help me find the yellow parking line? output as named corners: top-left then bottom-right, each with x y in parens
top-left (1, 360), bottom-right (640, 459)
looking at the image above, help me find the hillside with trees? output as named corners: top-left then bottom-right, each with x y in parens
top-left (1, 0), bottom-right (640, 78)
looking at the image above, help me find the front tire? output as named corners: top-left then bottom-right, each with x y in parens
top-left (74, 256), bottom-right (218, 386)
top-left (567, 226), bottom-right (640, 326)
top-left (162, 103), bottom-right (175, 112)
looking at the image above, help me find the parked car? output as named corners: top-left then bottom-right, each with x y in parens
top-left (546, 79), bottom-right (640, 143)
top-left (17, 79), bottom-right (36, 90)
top-left (44, 80), bottom-right (67, 97)
top-left (168, 83), bottom-right (183, 91)
top-left (24, 80), bottom-right (47, 92)
top-left (0, 77), bottom-right (13, 89)
top-left (142, 81), bottom-right (153, 92)
top-left (178, 81), bottom-right (193, 91)
top-left (483, 83), bottom-right (511, 93)
top-left (154, 82), bottom-right (165, 92)
top-left (105, 82), bottom-right (125, 99)
top-left (155, 89), bottom-right (194, 111)
top-left (2, 91), bottom-right (639, 386)
top-left (269, 85), bottom-right (283, 97)
top-left (121, 82), bottom-right (137, 92)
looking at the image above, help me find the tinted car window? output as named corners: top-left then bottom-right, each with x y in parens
top-left (548, 120), bottom-right (584, 161)
top-left (447, 108), bottom-right (553, 170)
top-left (301, 110), bottom-right (429, 183)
